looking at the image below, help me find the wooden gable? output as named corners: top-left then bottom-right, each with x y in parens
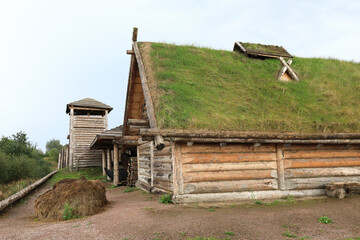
top-left (123, 29), bottom-right (156, 136)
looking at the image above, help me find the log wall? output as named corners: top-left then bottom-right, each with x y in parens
top-left (70, 115), bottom-right (106, 168)
top-left (282, 144), bottom-right (360, 190)
top-left (172, 142), bottom-right (360, 202)
top-left (136, 140), bottom-right (173, 192)
top-left (177, 143), bottom-right (278, 194)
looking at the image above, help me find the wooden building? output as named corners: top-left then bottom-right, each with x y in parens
top-left (114, 29), bottom-right (360, 203)
top-left (66, 98), bottom-right (112, 170)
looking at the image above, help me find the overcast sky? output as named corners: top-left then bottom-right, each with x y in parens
top-left (0, 0), bottom-right (359, 151)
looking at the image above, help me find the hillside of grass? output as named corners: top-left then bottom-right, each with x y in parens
top-left (139, 42), bottom-right (360, 134)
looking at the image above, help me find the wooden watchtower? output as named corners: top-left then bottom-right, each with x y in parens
top-left (66, 98), bottom-right (113, 170)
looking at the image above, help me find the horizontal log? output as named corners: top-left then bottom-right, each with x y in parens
top-left (140, 129), bottom-right (360, 140)
top-left (326, 181), bottom-right (360, 190)
top-left (153, 162), bottom-right (172, 171)
top-left (153, 179), bottom-right (173, 191)
top-left (173, 189), bottom-right (326, 204)
top-left (153, 171), bottom-right (172, 181)
top-left (153, 155), bottom-right (172, 163)
top-left (285, 176), bottom-right (360, 190)
top-left (281, 144), bottom-right (360, 151)
top-left (136, 180), bottom-right (151, 192)
top-left (171, 138), bottom-right (360, 144)
top-left (284, 150), bottom-right (360, 159)
top-left (183, 169), bottom-right (277, 183)
top-left (284, 167), bottom-right (360, 178)
top-left (128, 119), bottom-right (149, 126)
top-left (183, 179), bottom-right (278, 194)
top-left (139, 141), bottom-right (152, 150)
top-left (181, 143), bottom-right (275, 154)
top-left (139, 161), bottom-right (151, 169)
top-left (182, 153), bottom-right (277, 164)
top-left (183, 161), bottom-right (277, 173)
top-left (138, 156), bottom-right (151, 161)
top-left (285, 158), bottom-right (360, 169)
top-left (154, 146), bottom-right (172, 156)
top-left (0, 170), bottom-right (58, 212)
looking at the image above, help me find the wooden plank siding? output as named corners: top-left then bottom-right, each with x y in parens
top-left (70, 114), bottom-right (106, 168)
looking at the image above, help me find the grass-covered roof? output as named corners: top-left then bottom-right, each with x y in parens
top-left (139, 42), bottom-right (360, 134)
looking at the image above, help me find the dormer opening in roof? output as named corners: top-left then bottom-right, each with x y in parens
top-left (233, 41), bottom-right (300, 81)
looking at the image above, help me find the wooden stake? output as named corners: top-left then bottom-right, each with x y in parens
top-left (132, 27), bottom-right (138, 42)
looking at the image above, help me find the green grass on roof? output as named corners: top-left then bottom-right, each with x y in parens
top-left (241, 42), bottom-right (291, 57)
top-left (140, 42), bottom-right (360, 133)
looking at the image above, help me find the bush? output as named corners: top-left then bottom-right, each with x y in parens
top-left (63, 203), bottom-right (77, 220)
top-left (0, 131), bottom-right (51, 184)
top-left (0, 151), bottom-right (51, 184)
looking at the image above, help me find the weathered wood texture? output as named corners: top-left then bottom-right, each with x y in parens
top-left (153, 140), bottom-right (173, 192)
top-left (283, 144), bottom-right (360, 190)
top-left (172, 143), bottom-right (360, 198)
top-left (136, 140), bottom-right (173, 192)
top-left (69, 114), bottom-right (106, 169)
top-left (179, 143), bottom-right (278, 194)
top-left (58, 146), bottom-right (69, 169)
top-left (137, 141), bottom-right (152, 187)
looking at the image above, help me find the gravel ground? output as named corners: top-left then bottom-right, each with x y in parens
top-left (0, 183), bottom-right (359, 240)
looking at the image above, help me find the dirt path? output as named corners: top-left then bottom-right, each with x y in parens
top-left (0, 183), bottom-right (359, 240)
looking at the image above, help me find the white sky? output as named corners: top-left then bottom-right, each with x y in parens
top-left (0, 0), bottom-right (359, 151)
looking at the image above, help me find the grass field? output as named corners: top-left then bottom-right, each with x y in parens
top-left (141, 42), bottom-right (360, 134)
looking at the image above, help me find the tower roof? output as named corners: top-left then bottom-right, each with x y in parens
top-left (66, 98), bottom-right (113, 113)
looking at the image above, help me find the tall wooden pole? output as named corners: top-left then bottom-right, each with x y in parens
top-left (113, 144), bottom-right (119, 186)
top-left (102, 149), bottom-right (106, 176)
top-left (69, 108), bottom-right (74, 171)
top-left (106, 148), bottom-right (111, 180)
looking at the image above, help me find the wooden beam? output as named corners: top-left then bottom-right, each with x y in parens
top-left (276, 144), bottom-right (285, 190)
top-left (133, 41), bottom-right (157, 129)
top-left (279, 57), bottom-right (299, 81)
top-left (126, 50), bottom-right (134, 55)
top-left (278, 59), bottom-right (292, 79)
top-left (113, 144), bottom-right (119, 186)
top-left (102, 149), bottom-right (106, 176)
top-left (235, 41), bottom-right (247, 53)
top-left (154, 135), bottom-right (165, 150)
top-left (128, 118), bottom-right (149, 126)
top-left (132, 27), bottom-right (138, 42)
top-left (106, 148), bottom-right (111, 181)
top-left (139, 129), bottom-right (360, 140)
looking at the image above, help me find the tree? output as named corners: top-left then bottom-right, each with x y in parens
top-left (45, 139), bottom-right (62, 153)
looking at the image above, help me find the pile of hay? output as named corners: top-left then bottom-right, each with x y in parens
top-left (34, 178), bottom-right (107, 220)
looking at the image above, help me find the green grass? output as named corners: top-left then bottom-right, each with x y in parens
top-left (0, 178), bottom-right (35, 201)
top-left (282, 231), bottom-right (297, 238)
top-left (318, 216), bottom-right (333, 224)
top-left (141, 42), bottom-right (360, 133)
top-left (48, 167), bottom-right (105, 185)
top-left (123, 186), bottom-right (138, 192)
top-left (159, 194), bottom-right (172, 204)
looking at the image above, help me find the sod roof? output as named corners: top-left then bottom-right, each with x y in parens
top-left (235, 42), bottom-right (292, 58)
top-left (139, 42), bottom-right (360, 134)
